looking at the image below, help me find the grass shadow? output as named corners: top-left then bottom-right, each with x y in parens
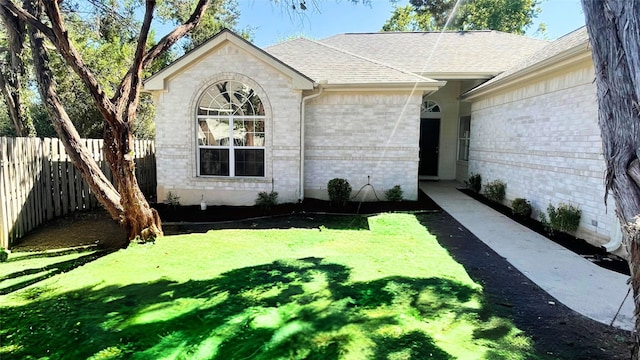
top-left (0, 250), bottom-right (110, 295)
top-left (1, 257), bottom-right (501, 359)
top-left (5, 245), bottom-right (99, 262)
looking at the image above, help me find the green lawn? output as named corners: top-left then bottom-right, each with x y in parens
top-left (0, 213), bottom-right (538, 359)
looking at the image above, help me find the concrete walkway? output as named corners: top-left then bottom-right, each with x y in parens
top-left (420, 181), bottom-right (634, 331)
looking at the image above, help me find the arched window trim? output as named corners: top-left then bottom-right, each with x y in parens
top-left (421, 99), bottom-right (441, 114)
top-left (196, 80), bottom-right (266, 177)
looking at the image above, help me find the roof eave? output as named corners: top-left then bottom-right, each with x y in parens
top-left (420, 72), bottom-right (499, 80)
top-left (143, 29), bottom-right (315, 92)
top-left (462, 44), bottom-right (592, 100)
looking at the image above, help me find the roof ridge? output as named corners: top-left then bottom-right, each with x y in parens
top-left (302, 37), bottom-right (436, 82)
top-left (321, 30), bottom-right (549, 42)
top-left (338, 30), bottom-right (496, 36)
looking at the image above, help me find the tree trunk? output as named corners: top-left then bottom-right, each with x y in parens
top-left (104, 124), bottom-right (162, 241)
top-left (581, 0), bottom-right (640, 357)
top-left (25, 0), bottom-right (127, 248)
top-left (0, 4), bottom-right (31, 136)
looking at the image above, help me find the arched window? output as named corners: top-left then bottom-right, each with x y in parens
top-left (421, 99), bottom-right (441, 114)
top-left (196, 81), bottom-right (266, 177)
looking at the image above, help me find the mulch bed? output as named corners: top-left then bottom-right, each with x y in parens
top-left (153, 189), bottom-right (442, 223)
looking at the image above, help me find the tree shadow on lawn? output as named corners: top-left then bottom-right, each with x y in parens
top-left (1, 257), bottom-right (527, 360)
top-left (0, 250), bottom-right (111, 295)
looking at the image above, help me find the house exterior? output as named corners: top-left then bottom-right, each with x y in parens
top-left (145, 27), bottom-right (622, 255)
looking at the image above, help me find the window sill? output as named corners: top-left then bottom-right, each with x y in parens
top-left (194, 176), bottom-right (272, 183)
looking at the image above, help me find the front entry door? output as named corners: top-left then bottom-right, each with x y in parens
top-left (419, 118), bottom-right (440, 177)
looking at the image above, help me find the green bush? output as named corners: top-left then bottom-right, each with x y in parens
top-left (385, 185), bottom-right (404, 202)
top-left (328, 178), bottom-right (352, 206)
top-left (483, 180), bottom-right (506, 203)
top-left (0, 247), bottom-right (7, 262)
top-left (164, 191), bottom-right (180, 207)
top-left (540, 203), bottom-right (582, 234)
top-left (255, 191), bottom-right (278, 212)
top-left (511, 198), bottom-right (532, 218)
top-left (465, 173), bottom-right (482, 193)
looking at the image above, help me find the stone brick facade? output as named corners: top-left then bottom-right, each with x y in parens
top-left (468, 60), bottom-right (620, 250)
top-left (155, 42), bottom-right (303, 206)
top-left (304, 91), bottom-right (422, 201)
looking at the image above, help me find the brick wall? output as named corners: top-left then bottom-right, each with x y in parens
top-left (304, 91), bottom-right (422, 201)
top-left (469, 60), bottom-right (620, 248)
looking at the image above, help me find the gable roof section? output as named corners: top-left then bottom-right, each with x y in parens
top-left (144, 29), bottom-right (315, 91)
top-left (265, 38), bottom-right (445, 91)
top-left (463, 27), bottom-right (590, 99)
top-left (320, 31), bottom-right (550, 79)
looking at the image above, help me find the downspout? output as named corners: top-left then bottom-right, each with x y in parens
top-left (602, 214), bottom-right (623, 253)
top-left (299, 82), bottom-right (325, 201)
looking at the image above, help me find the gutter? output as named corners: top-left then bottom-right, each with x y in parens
top-left (299, 82), bottom-right (325, 201)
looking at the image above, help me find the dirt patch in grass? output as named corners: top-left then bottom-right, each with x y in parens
top-left (9, 210), bottom-right (125, 252)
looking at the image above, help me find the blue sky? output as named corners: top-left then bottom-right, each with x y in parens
top-left (235, 0), bottom-right (586, 47)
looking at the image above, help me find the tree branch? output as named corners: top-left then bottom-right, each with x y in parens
top-left (1, 0), bottom-right (120, 126)
top-left (0, 0), bottom-right (54, 39)
top-left (142, 0), bottom-right (209, 68)
top-left (39, 1), bottom-right (120, 127)
top-left (114, 0), bottom-right (156, 117)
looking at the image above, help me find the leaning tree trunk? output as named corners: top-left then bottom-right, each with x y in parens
top-left (25, 0), bottom-right (127, 247)
top-left (582, 0), bottom-right (640, 357)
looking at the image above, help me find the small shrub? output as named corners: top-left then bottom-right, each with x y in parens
top-left (328, 178), bottom-right (352, 206)
top-left (255, 191), bottom-right (279, 212)
top-left (0, 247), bottom-right (7, 262)
top-left (164, 191), bottom-right (180, 207)
top-left (483, 180), bottom-right (506, 203)
top-left (540, 202), bottom-right (582, 234)
top-left (511, 198), bottom-right (532, 218)
top-left (385, 185), bottom-right (404, 202)
top-left (465, 173), bottom-right (482, 193)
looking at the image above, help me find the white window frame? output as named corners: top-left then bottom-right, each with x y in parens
top-left (196, 81), bottom-right (266, 177)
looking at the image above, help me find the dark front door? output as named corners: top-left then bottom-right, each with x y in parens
top-left (419, 118), bottom-right (440, 177)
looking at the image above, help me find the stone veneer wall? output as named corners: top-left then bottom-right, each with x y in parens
top-left (468, 60), bottom-right (620, 249)
top-left (154, 42), bottom-right (303, 206)
top-left (304, 91), bottom-right (422, 201)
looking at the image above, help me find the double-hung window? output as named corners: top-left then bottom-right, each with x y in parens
top-left (196, 81), bottom-right (265, 177)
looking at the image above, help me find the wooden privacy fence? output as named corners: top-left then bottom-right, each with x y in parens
top-left (0, 137), bottom-right (156, 249)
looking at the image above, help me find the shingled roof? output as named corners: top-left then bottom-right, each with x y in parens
top-left (265, 38), bottom-right (444, 89)
top-left (319, 31), bottom-right (550, 78)
top-left (463, 27), bottom-right (590, 98)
